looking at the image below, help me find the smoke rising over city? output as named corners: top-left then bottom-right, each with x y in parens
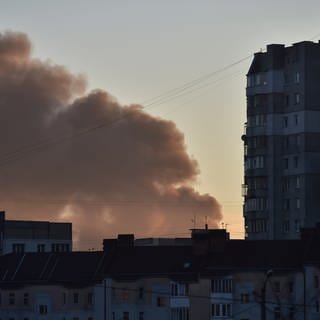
top-left (0, 31), bottom-right (222, 249)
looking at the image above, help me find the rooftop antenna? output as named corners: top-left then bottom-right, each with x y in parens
top-left (205, 216), bottom-right (208, 230)
top-left (191, 212), bottom-right (196, 229)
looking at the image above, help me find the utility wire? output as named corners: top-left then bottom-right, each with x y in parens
top-left (0, 56), bottom-right (251, 169)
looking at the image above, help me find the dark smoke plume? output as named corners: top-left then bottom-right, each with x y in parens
top-left (0, 31), bottom-right (222, 249)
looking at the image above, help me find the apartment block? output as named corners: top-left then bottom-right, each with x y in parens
top-left (0, 211), bottom-right (72, 254)
top-left (1, 228), bottom-right (320, 319)
top-left (243, 41), bottom-right (320, 239)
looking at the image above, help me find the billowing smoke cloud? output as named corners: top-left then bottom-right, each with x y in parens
top-left (0, 31), bottom-right (222, 249)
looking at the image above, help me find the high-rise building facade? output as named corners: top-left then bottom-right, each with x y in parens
top-left (243, 41), bottom-right (320, 240)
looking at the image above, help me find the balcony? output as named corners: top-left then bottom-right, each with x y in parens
top-left (241, 184), bottom-right (248, 197)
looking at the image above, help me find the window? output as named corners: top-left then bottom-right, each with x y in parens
top-left (245, 198), bottom-right (267, 212)
top-left (256, 74), bottom-right (261, 85)
top-left (316, 301), bottom-right (320, 313)
top-left (112, 312), bottom-right (115, 320)
top-left (285, 94), bottom-right (290, 106)
top-left (88, 292), bottom-right (94, 305)
top-left (240, 293), bottom-right (250, 303)
top-left (171, 308), bottom-right (189, 320)
top-left (288, 281), bottom-right (294, 293)
top-left (62, 292), bottom-right (67, 305)
top-left (295, 176), bottom-right (300, 188)
top-left (274, 282), bottom-right (280, 293)
top-left (284, 158), bottom-right (289, 170)
top-left (248, 219), bottom-right (267, 233)
top-left (73, 293), bottom-right (79, 303)
top-left (211, 279), bottom-right (233, 293)
top-left (294, 114), bottom-right (299, 125)
top-left (283, 199), bottom-right (290, 210)
top-left (283, 177), bottom-right (290, 192)
top-left (12, 243), bottom-right (25, 253)
top-left (212, 304), bottom-right (232, 317)
top-left (123, 311), bottom-right (129, 320)
top-left (294, 156), bottom-right (299, 168)
top-left (283, 116), bottom-right (288, 128)
top-left (37, 244), bottom-right (45, 252)
top-left (39, 305), bottom-right (48, 314)
top-left (121, 289), bottom-right (129, 301)
top-left (294, 93), bottom-right (300, 104)
top-left (295, 198), bottom-right (301, 209)
top-left (289, 307), bottom-right (295, 320)
top-left (9, 293), bottom-right (15, 305)
top-left (139, 312), bottom-right (144, 320)
top-left (294, 72), bottom-right (300, 83)
top-left (295, 220), bottom-right (300, 233)
top-left (23, 293), bottom-right (29, 306)
top-left (314, 275), bottom-right (319, 289)
top-left (51, 243), bottom-right (70, 252)
top-left (274, 306), bottom-right (280, 320)
top-left (157, 297), bottom-right (166, 307)
top-left (138, 287), bottom-right (144, 299)
top-left (283, 220), bottom-right (290, 233)
top-left (171, 283), bottom-right (189, 297)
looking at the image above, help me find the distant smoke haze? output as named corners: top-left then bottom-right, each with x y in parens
top-left (0, 31), bottom-right (222, 249)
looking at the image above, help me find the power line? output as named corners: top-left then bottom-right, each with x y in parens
top-left (0, 55), bottom-right (251, 169)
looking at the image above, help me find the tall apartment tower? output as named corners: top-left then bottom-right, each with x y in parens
top-left (243, 41), bottom-right (320, 240)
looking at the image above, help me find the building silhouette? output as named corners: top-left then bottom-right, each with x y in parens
top-left (0, 211), bottom-right (72, 254)
top-left (243, 41), bottom-right (320, 240)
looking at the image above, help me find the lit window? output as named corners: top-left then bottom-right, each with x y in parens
top-left (294, 93), bottom-right (300, 104)
top-left (294, 72), bottom-right (300, 83)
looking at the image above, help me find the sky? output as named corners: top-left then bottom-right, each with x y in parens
top-left (0, 0), bottom-right (320, 247)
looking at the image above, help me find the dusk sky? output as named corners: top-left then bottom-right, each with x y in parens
top-left (1, 0), bottom-right (320, 248)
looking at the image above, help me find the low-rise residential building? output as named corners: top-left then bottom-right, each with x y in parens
top-left (1, 228), bottom-right (320, 319)
top-left (0, 211), bottom-right (72, 254)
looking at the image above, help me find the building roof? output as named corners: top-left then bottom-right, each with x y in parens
top-left (1, 229), bottom-right (320, 286)
top-left (0, 251), bottom-right (106, 288)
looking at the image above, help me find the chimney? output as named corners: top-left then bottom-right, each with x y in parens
top-left (117, 234), bottom-right (134, 247)
top-left (103, 234), bottom-right (135, 252)
top-left (192, 229), bottom-right (229, 256)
